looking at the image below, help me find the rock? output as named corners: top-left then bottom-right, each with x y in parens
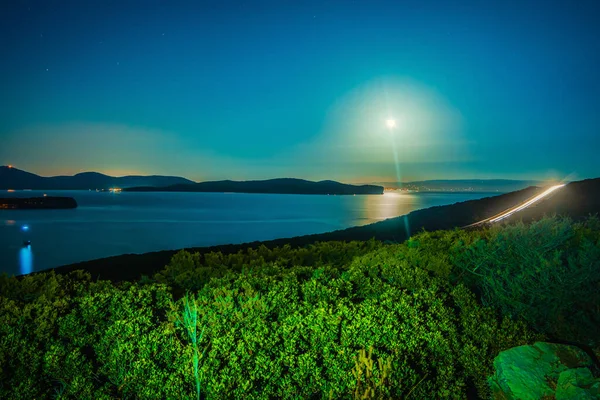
top-left (556, 368), bottom-right (600, 400)
top-left (488, 342), bottom-right (600, 400)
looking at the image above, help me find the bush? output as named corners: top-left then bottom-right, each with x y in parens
top-left (153, 240), bottom-right (384, 298)
top-left (0, 274), bottom-right (191, 399)
top-left (169, 249), bottom-right (542, 399)
top-left (451, 215), bottom-right (600, 347)
top-left (0, 271), bottom-right (94, 399)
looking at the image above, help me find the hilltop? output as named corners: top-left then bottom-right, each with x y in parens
top-left (0, 166), bottom-right (195, 190)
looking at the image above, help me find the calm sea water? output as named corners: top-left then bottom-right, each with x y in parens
top-left (1, 190), bottom-right (498, 276)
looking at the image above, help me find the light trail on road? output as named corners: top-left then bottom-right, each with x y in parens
top-left (463, 184), bottom-right (566, 228)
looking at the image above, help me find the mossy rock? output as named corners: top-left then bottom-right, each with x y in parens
top-left (488, 342), bottom-right (600, 400)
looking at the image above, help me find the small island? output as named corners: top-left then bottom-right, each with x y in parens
top-left (0, 196), bottom-right (78, 210)
top-left (124, 178), bottom-right (384, 195)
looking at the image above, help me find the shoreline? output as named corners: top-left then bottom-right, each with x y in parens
top-left (23, 176), bottom-right (600, 282)
top-left (41, 186), bottom-right (544, 282)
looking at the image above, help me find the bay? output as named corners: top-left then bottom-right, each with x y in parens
top-left (1, 190), bottom-right (498, 276)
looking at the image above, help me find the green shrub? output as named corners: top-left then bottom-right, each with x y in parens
top-left (166, 248), bottom-right (542, 399)
top-left (55, 281), bottom-right (190, 399)
top-left (153, 240), bottom-right (384, 298)
top-left (451, 215), bottom-right (600, 347)
top-left (0, 271), bottom-right (94, 399)
top-left (0, 274), bottom-right (193, 399)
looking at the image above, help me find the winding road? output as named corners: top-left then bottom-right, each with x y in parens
top-left (462, 183), bottom-right (566, 228)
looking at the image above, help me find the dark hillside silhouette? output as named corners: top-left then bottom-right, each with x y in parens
top-left (500, 178), bottom-right (600, 224)
top-left (0, 166), bottom-right (195, 190)
top-left (124, 178), bottom-right (384, 195)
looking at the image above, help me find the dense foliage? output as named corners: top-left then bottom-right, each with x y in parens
top-left (451, 216), bottom-right (600, 347)
top-left (0, 215), bottom-right (598, 399)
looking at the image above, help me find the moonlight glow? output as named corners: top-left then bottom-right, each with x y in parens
top-left (386, 119), bottom-right (397, 129)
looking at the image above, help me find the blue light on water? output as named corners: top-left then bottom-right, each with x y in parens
top-left (19, 246), bottom-right (33, 275)
top-left (22, 225), bottom-right (29, 232)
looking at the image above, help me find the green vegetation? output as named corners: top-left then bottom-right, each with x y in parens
top-left (1, 215), bottom-right (598, 399)
top-left (177, 294), bottom-right (208, 400)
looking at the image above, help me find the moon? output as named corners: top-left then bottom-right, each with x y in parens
top-left (386, 119), bottom-right (397, 129)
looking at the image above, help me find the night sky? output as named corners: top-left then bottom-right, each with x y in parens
top-left (1, 0), bottom-right (598, 183)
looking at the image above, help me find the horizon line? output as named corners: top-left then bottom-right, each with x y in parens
top-left (1, 165), bottom-right (561, 185)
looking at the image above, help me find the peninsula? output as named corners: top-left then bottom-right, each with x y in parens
top-left (0, 196), bottom-right (78, 210)
top-left (124, 178), bottom-right (384, 195)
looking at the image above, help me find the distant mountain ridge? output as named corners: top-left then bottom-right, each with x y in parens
top-left (1, 166), bottom-right (547, 193)
top-left (0, 166), bottom-right (195, 190)
top-left (124, 178), bottom-right (384, 195)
